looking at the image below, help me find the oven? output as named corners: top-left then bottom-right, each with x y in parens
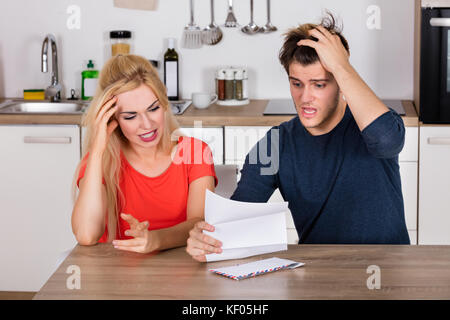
top-left (420, 3), bottom-right (450, 123)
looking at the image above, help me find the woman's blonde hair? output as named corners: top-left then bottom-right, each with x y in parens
top-left (73, 54), bottom-right (180, 242)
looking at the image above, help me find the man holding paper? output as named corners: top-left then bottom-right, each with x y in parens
top-left (187, 13), bottom-right (409, 262)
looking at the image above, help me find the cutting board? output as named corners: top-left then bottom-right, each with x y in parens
top-left (113, 0), bottom-right (158, 11)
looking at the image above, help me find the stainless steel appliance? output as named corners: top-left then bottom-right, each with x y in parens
top-left (263, 99), bottom-right (405, 116)
top-left (420, 1), bottom-right (450, 123)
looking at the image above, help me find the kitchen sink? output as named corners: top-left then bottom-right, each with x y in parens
top-left (0, 100), bottom-right (88, 114)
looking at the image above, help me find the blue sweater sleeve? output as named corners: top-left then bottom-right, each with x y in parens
top-left (230, 127), bottom-right (280, 203)
top-left (361, 108), bottom-right (405, 159)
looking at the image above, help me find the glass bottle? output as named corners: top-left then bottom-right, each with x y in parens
top-left (164, 38), bottom-right (179, 101)
top-left (81, 60), bottom-right (99, 101)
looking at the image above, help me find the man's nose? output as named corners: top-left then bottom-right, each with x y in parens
top-left (300, 86), bottom-right (314, 104)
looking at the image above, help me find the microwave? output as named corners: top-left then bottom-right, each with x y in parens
top-left (420, 3), bottom-right (450, 123)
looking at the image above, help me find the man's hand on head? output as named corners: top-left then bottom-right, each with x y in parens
top-left (297, 26), bottom-right (351, 75)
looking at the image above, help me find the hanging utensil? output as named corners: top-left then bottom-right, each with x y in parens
top-left (224, 0), bottom-right (238, 28)
top-left (241, 0), bottom-right (259, 35)
top-left (260, 0), bottom-right (277, 33)
top-left (182, 0), bottom-right (202, 49)
top-left (203, 0), bottom-right (223, 45)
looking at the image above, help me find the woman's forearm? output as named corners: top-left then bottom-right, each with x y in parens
top-left (152, 217), bottom-right (203, 251)
top-left (71, 152), bottom-right (107, 245)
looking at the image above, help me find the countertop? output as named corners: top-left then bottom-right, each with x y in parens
top-left (0, 98), bottom-right (419, 127)
top-left (34, 243), bottom-right (450, 300)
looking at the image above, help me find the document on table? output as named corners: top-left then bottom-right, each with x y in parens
top-left (209, 257), bottom-right (305, 280)
top-left (204, 190), bottom-right (289, 262)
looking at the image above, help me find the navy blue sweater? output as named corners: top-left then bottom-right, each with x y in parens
top-left (230, 106), bottom-right (410, 244)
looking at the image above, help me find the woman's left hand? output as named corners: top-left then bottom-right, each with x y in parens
top-left (112, 213), bottom-right (159, 253)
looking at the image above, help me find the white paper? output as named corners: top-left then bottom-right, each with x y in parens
top-left (209, 257), bottom-right (305, 280)
top-left (204, 190), bottom-right (289, 262)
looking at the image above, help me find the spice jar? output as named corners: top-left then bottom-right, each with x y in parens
top-left (234, 69), bottom-right (244, 100)
top-left (224, 69), bottom-right (235, 100)
top-left (216, 69), bottom-right (226, 101)
top-left (110, 30), bottom-right (132, 56)
top-left (242, 69), bottom-right (248, 100)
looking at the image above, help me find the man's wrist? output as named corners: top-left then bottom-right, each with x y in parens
top-left (331, 61), bottom-right (355, 81)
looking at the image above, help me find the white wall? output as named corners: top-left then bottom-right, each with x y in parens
top-left (0, 0), bottom-right (415, 100)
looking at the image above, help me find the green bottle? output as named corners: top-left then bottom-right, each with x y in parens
top-left (81, 60), bottom-right (99, 100)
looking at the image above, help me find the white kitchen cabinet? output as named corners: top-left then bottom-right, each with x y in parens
top-left (179, 127), bottom-right (224, 165)
top-left (399, 162), bottom-right (417, 241)
top-left (400, 127), bottom-right (419, 244)
top-left (399, 127), bottom-right (419, 162)
top-left (225, 126), bottom-right (272, 164)
top-left (81, 126), bottom-right (87, 155)
top-left (408, 230), bottom-right (417, 246)
top-left (0, 125), bottom-right (79, 291)
top-left (418, 126), bottom-right (450, 245)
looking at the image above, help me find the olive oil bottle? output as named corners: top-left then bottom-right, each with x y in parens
top-left (164, 38), bottom-right (179, 101)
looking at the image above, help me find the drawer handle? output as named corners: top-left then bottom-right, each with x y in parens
top-left (427, 137), bottom-right (450, 145)
top-left (24, 136), bottom-right (72, 144)
top-left (430, 18), bottom-right (450, 27)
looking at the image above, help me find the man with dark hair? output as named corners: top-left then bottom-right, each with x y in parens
top-left (187, 14), bottom-right (410, 261)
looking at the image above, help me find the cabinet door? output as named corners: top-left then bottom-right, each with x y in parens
top-left (399, 162), bottom-right (418, 230)
top-left (0, 125), bottom-right (79, 291)
top-left (179, 127), bottom-right (224, 164)
top-left (399, 127), bottom-right (418, 162)
top-left (224, 126), bottom-right (272, 164)
top-left (419, 127), bottom-right (450, 245)
top-left (408, 230), bottom-right (417, 245)
top-left (81, 126), bottom-right (87, 155)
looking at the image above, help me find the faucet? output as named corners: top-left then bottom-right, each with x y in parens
top-left (41, 34), bottom-right (62, 102)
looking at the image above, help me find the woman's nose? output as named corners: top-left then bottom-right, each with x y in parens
top-left (140, 113), bottom-right (153, 129)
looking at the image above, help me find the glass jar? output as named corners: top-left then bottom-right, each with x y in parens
top-left (224, 69), bottom-right (235, 100)
top-left (110, 30), bottom-right (132, 56)
top-left (216, 69), bottom-right (226, 101)
top-left (242, 69), bottom-right (248, 100)
top-left (234, 69), bottom-right (244, 100)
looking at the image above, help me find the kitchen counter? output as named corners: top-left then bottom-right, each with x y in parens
top-left (0, 98), bottom-right (419, 127)
top-left (34, 243), bottom-right (450, 300)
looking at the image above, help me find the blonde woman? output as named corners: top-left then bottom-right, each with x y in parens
top-left (72, 54), bottom-right (217, 254)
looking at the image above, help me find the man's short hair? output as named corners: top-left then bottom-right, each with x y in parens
top-left (279, 13), bottom-right (350, 74)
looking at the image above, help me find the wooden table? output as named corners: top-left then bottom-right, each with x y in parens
top-left (33, 244), bottom-right (450, 300)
